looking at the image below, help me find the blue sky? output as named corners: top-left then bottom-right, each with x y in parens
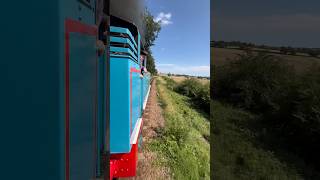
top-left (212, 0), bottom-right (320, 48)
top-left (145, 0), bottom-right (210, 77)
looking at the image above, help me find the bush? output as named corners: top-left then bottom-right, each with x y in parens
top-left (175, 78), bottom-right (210, 113)
top-left (213, 52), bottom-right (320, 169)
top-left (213, 52), bottom-right (294, 113)
top-left (162, 76), bottom-right (177, 90)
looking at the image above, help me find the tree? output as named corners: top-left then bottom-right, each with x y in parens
top-left (144, 10), bottom-right (161, 50)
top-left (146, 51), bottom-right (158, 75)
top-left (144, 9), bottom-right (161, 75)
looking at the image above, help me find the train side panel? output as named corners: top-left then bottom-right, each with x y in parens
top-left (110, 58), bottom-right (141, 153)
top-left (0, 1), bottom-right (60, 179)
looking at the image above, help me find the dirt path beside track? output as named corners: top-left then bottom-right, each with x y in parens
top-left (126, 77), bottom-right (171, 180)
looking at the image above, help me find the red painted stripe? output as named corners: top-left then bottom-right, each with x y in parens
top-left (65, 18), bottom-right (97, 35)
top-left (65, 18), bottom-right (98, 180)
top-left (130, 67), bottom-right (141, 73)
top-left (129, 67), bottom-right (141, 135)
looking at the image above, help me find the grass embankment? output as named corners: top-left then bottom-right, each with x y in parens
top-left (212, 50), bottom-right (320, 179)
top-left (148, 77), bottom-right (210, 179)
top-left (212, 100), bottom-right (303, 180)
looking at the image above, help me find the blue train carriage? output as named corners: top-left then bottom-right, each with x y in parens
top-left (141, 51), bottom-right (152, 111)
top-left (1, 0), bottom-right (148, 179)
top-left (1, 0), bottom-right (107, 179)
top-left (109, 16), bottom-right (151, 178)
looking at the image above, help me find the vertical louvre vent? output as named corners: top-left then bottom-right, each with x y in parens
top-left (110, 26), bottom-right (138, 63)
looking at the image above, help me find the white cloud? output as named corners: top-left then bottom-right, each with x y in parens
top-left (156, 64), bottom-right (210, 77)
top-left (154, 12), bottom-right (173, 26)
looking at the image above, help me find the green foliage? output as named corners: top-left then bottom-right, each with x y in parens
top-left (144, 9), bottom-right (161, 75)
top-left (146, 51), bottom-right (158, 75)
top-left (214, 52), bottom-right (294, 113)
top-left (213, 52), bottom-right (320, 170)
top-left (144, 9), bottom-right (161, 50)
top-left (175, 78), bottom-right (210, 113)
top-left (212, 101), bottom-right (304, 180)
top-left (149, 78), bottom-right (210, 179)
top-left (162, 76), bottom-right (176, 90)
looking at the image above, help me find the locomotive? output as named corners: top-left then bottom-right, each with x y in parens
top-left (1, 0), bottom-right (150, 179)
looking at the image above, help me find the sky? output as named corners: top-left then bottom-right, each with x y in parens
top-left (212, 0), bottom-right (320, 48)
top-left (145, 0), bottom-right (210, 77)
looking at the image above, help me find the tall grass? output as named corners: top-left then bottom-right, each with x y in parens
top-left (212, 101), bottom-right (303, 180)
top-left (149, 77), bottom-right (210, 179)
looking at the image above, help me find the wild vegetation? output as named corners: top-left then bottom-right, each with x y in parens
top-left (148, 77), bottom-right (210, 179)
top-left (212, 101), bottom-right (304, 179)
top-left (172, 77), bottom-right (210, 114)
top-left (212, 49), bottom-right (320, 179)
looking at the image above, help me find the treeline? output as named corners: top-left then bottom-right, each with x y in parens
top-left (163, 77), bottom-right (210, 114)
top-left (213, 52), bottom-right (320, 170)
top-left (167, 73), bottom-right (210, 80)
top-left (211, 40), bottom-right (320, 57)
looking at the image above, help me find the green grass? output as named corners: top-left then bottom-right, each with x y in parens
top-left (212, 100), bottom-right (304, 180)
top-left (148, 77), bottom-right (210, 180)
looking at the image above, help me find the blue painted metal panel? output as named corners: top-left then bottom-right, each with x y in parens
top-left (0, 1), bottom-right (60, 180)
top-left (110, 58), bottom-right (142, 154)
top-left (110, 27), bottom-right (144, 154)
top-left (109, 54), bottom-right (136, 61)
top-left (97, 52), bottom-right (106, 176)
top-left (1, 1), bottom-right (99, 179)
top-left (110, 57), bottom-right (131, 153)
top-left (110, 46), bottom-right (138, 60)
top-left (141, 73), bottom-right (151, 110)
top-left (110, 37), bottom-right (138, 54)
top-left (69, 33), bottom-right (97, 180)
top-left (59, 1), bottom-right (98, 179)
top-left (130, 61), bottom-right (142, 130)
top-left (110, 26), bottom-right (137, 48)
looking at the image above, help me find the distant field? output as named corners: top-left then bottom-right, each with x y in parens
top-left (171, 76), bottom-right (209, 84)
top-left (170, 76), bottom-right (186, 83)
top-left (211, 47), bottom-right (320, 73)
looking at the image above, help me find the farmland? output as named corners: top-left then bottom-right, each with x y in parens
top-left (170, 75), bottom-right (210, 85)
top-left (212, 47), bottom-right (320, 73)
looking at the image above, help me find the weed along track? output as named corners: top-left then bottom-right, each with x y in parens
top-left (129, 78), bottom-right (171, 180)
top-left (124, 77), bottom-right (210, 180)
top-left (146, 77), bottom-right (210, 179)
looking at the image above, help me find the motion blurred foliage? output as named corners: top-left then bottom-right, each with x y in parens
top-left (213, 52), bottom-right (320, 169)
